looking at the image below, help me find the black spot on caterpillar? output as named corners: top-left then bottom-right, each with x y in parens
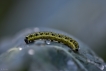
top-left (24, 32), bottom-right (79, 52)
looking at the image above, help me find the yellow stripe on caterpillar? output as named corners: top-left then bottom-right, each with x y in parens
top-left (24, 32), bottom-right (79, 52)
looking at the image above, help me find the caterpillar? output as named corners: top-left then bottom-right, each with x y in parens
top-left (24, 31), bottom-right (79, 52)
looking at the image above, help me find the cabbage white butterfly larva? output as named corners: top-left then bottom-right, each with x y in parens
top-left (24, 32), bottom-right (79, 52)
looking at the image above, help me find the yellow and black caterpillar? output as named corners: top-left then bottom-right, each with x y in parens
top-left (24, 32), bottom-right (79, 52)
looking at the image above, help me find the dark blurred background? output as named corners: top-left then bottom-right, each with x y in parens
top-left (0, 0), bottom-right (106, 61)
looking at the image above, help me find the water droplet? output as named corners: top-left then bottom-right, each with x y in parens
top-left (34, 27), bottom-right (40, 32)
top-left (45, 40), bottom-right (51, 45)
top-left (19, 47), bottom-right (22, 51)
top-left (28, 49), bottom-right (35, 55)
top-left (99, 65), bottom-right (105, 71)
top-left (87, 59), bottom-right (105, 70)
